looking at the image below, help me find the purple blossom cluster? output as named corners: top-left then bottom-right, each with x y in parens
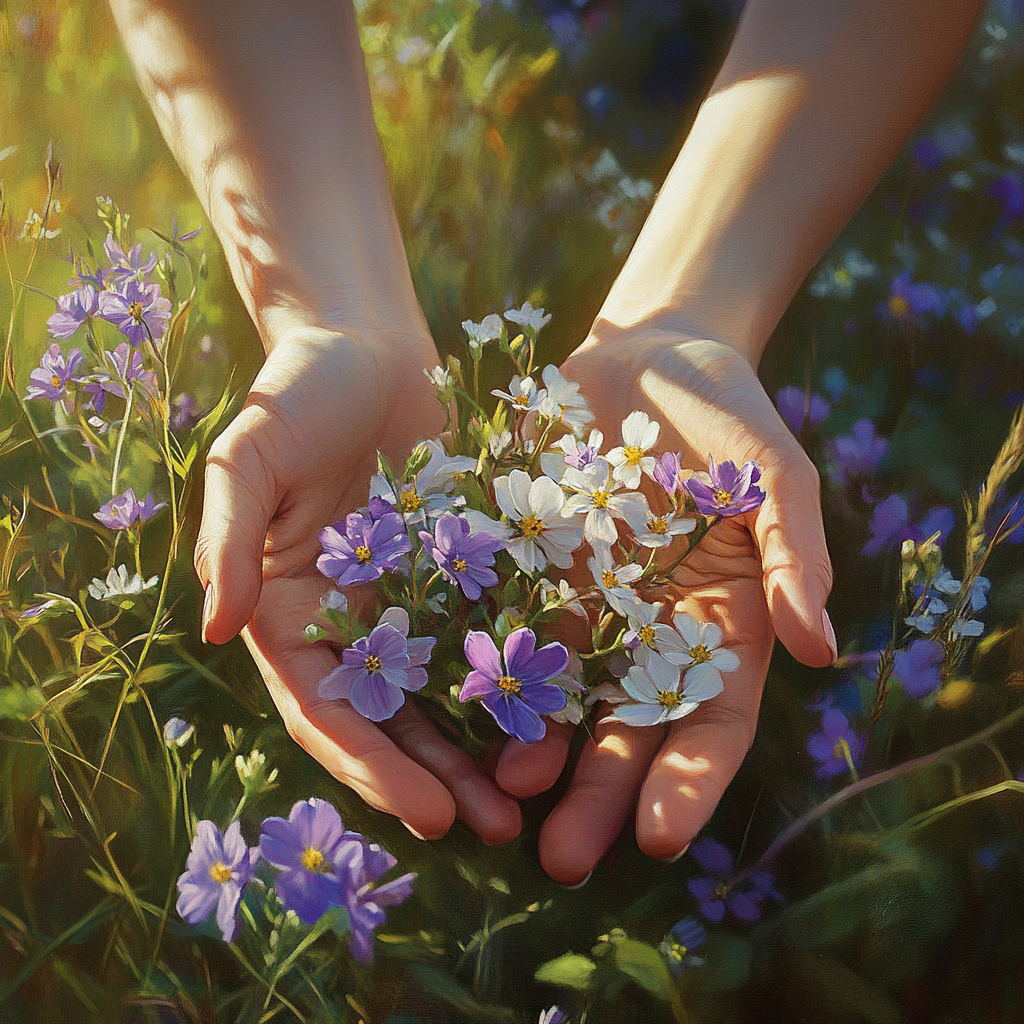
top-left (177, 798), bottom-right (413, 962)
top-left (687, 839), bottom-right (781, 924)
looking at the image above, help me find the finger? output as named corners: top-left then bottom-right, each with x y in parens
top-left (495, 721), bottom-right (574, 798)
top-left (194, 406), bottom-right (277, 645)
top-left (380, 704), bottom-right (522, 845)
top-left (538, 713), bottom-right (664, 886)
top-left (242, 610), bottom-right (457, 841)
top-left (636, 587), bottom-right (773, 859)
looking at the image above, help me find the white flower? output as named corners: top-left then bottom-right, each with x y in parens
top-left (809, 248), bottom-right (878, 299)
top-left (462, 313), bottom-right (504, 345)
top-left (504, 301), bottom-right (552, 336)
top-left (588, 544), bottom-right (643, 617)
top-left (654, 612), bottom-right (740, 693)
top-left (623, 601), bottom-right (664, 656)
top-left (548, 651), bottom-right (585, 725)
top-left (370, 438), bottom-right (475, 526)
top-left (612, 651), bottom-right (723, 726)
top-left (605, 411), bottom-right (660, 489)
top-left (461, 507), bottom-right (513, 543)
top-left (488, 429), bottom-right (513, 459)
top-left (538, 364), bottom-right (594, 436)
top-left (491, 375), bottom-right (548, 414)
top-left (540, 428), bottom-right (603, 482)
top-left (624, 507), bottom-right (696, 549)
top-left (539, 577), bottom-right (588, 618)
top-left (423, 365), bottom-right (455, 402)
top-left (494, 470), bottom-right (582, 573)
top-left (560, 459), bottom-right (648, 544)
top-left (20, 202), bottom-right (61, 241)
top-left (87, 564), bottom-right (158, 604)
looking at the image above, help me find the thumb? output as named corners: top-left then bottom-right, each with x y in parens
top-left (748, 438), bottom-right (836, 668)
top-left (194, 407), bottom-right (277, 645)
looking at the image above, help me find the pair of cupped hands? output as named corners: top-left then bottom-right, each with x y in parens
top-left (195, 317), bottom-right (835, 886)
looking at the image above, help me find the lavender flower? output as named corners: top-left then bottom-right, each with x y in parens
top-left (317, 511), bottom-right (410, 586)
top-left (259, 798), bottom-right (352, 926)
top-left (893, 638), bottom-right (944, 698)
top-left (94, 487), bottom-right (166, 530)
top-left (102, 234), bottom-right (157, 284)
top-left (775, 386), bottom-right (830, 435)
top-left (861, 496), bottom-right (954, 557)
top-left (98, 279), bottom-right (172, 345)
top-left (879, 271), bottom-right (946, 323)
top-left (687, 839), bottom-right (781, 924)
top-left (170, 393), bottom-right (201, 431)
top-left (102, 343), bottom-right (158, 399)
top-left (806, 708), bottom-right (862, 779)
top-left (163, 717), bottom-right (195, 748)
top-left (460, 627), bottom-right (568, 743)
top-left (652, 450), bottom-right (683, 500)
top-left (25, 344), bottom-right (85, 402)
top-left (684, 456), bottom-right (765, 517)
top-left (827, 419), bottom-right (888, 484)
top-left (420, 513), bottom-right (504, 600)
top-left (46, 285), bottom-right (98, 339)
top-left (538, 1009), bottom-right (567, 1024)
top-left (176, 820), bottom-right (257, 942)
top-left (539, 428), bottom-right (603, 482)
top-left (334, 836), bottom-right (415, 964)
top-left (660, 916), bottom-right (706, 977)
top-left (318, 607), bottom-right (435, 722)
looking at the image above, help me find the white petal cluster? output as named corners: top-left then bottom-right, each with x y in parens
top-left (560, 459), bottom-right (647, 544)
top-left (605, 411), bottom-right (660, 489)
top-left (491, 375), bottom-right (547, 413)
top-left (87, 564), bottom-right (158, 603)
top-left (504, 301), bottom-right (552, 335)
top-left (494, 470), bottom-right (582, 573)
top-left (370, 438), bottom-right (475, 525)
top-left (538, 364), bottom-right (594, 436)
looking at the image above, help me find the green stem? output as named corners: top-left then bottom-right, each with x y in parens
top-left (110, 383), bottom-right (135, 497)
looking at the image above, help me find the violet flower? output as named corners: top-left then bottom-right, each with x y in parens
top-left (660, 916), bottom-right (706, 977)
top-left (879, 271), bottom-right (946, 323)
top-left (98, 279), bottom-right (172, 345)
top-left (420, 512), bottom-right (504, 600)
top-left (176, 820), bottom-right (257, 942)
top-left (893, 638), bottom-right (944, 698)
top-left (334, 836), bottom-right (415, 964)
top-left (684, 456), bottom-right (765, 517)
top-left (687, 838), bottom-right (781, 924)
top-left (25, 344), bottom-right (85, 403)
top-left (170, 393), bottom-right (200, 432)
top-left (828, 419), bottom-right (888, 485)
top-left (102, 234), bottom-right (157, 284)
top-left (989, 172), bottom-right (1024, 221)
top-left (807, 708), bottom-right (862, 779)
top-left (460, 627), bottom-right (568, 743)
top-left (259, 798), bottom-right (353, 926)
top-left (652, 450), bottom-right (684, 500)
top-left (47, 285), bottom-right (98, 339)
top-left (94, 487), bottom-right (166, 530)
top-left (102, 343), bottom-right (158, 399)
top-left (775, 385), bottom-right (830, 435)
top-left (861, 495), bottom-right (954, 556)
top-left (317, 511), bottom-right (410, 586)
top-left (318, 607), bottom-right (435, 722)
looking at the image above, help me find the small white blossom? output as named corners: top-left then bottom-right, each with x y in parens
top-left (655, 612), bottom-right (740, 693)
top-left (605, 411), bottom-right (660, 489)
top-left (540, 428), bottom-right (604, 482)
top-left (539, 577), bottom-right (588, 618)
top-left (488, 429), bottom-right (513, 459)
top-left (624, 507), bottom-right (696, 549)
top-left (809, 249), bottom-right (878, 299)
top-left (560, 459), bottom-right (648, 544)
top-left (20, 201), bottom-right (61, 241)
top-left (423, 365), bottom-right (455, 402)
top-left (504, 301), bottom-right (552, 336)
top-left (87, 564), bottom-right (158, 604)
top-left (494, 470), bottom-right (582, 573)
top-left (370, 438), bottom-right (475, 526)
top-left (163, 718), bottom-right (195, 748)
top-left (588, 543), bottom-right (643, 617)
top-left (612, 651), bottom-right (723, 726)
top-left (491, 375), bottom-right (548, 414)
top-left (538, 364), bottom-right (594, 436)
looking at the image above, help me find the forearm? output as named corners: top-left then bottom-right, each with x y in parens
top-left (598, 0), bottom-right (985, 363)
top-left (108, 0), bottom-right (425, 349)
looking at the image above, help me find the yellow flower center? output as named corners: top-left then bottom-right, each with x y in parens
top-left (623, 445), bottom-right (645, 466)
top-left (50, 374), bottom-right (62, 388)
top-left (452, 557), bottom-right (468, 573)
top-left (638, 624), bottom-right (656, 646)
top-left (355, 544), bottom-right (372, 564)
top-left (657, 690), bottom-right (681, 708)
top-left (689, 643), bottom-right (712, 664)
top-left (399, 486), bottom-right (423, 512)
top-left (591, 490), bottom-right (610, 510)
top-left (209, 861), bottom-right (232, 885)
top-left (301, 847), bottom-right (327, 873)
top-left (669, 942), bottom-right (689, 961)
top-left (128, 300), bottom-right (145, 323)
top-left (888, 295), bottom-right (910, 318)
top-left (834, 268), bottom-right (851, 286)
top-left (365, 654), bottom-right (382, 674)
top-left (497, 675), bottom-right (522, 694)
top-left (513, 394), bottom-right (531, 409)
top-left (518, 515), bottom-right (544, 538)
top-left (646, 516), bottom-right (668, 535)
top-left (713, 489), bottom-right (732, 505)
top-left (601, 569), bottom-right (619, 588)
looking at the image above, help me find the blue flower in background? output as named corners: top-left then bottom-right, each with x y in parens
top-left (660, 916), bottom-right (706, 977)
top-left (687, 839), bottom-right (781, 924)
top-left (862, 496), bottom-right (954, 557)
top-left (776, 385), bottom-right (830, 435)
top-left (893, 639), bottom-right (945, 698)
top-left (828, 419), bottom-right (888, 485)
top-left (807, 708), bottom-right (863, 779)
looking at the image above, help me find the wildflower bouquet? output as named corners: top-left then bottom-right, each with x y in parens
top-left (308, 304), bottom-right (765, 746)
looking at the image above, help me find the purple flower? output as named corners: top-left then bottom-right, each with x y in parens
top-left (652, 450), bottom-right (684, 499)
top-left (170, 393), bottom-right (200, 432)
top-left (684, 456), bottom-right (765, 517)
top-left (101, 343), bottom-right (158, 399)
top-left (259, 798), bottom-right (352, 926)
top-left (828, 419), bottom-right (888, 485)
top-left (47, 285), bottom-right (98, 339)
top-left (989, 172), bottom-right (1024, 221)
top-left (879, 272), bottom-right (946, 322)
top-left (98, 279), bottom-right (172, 345)
top-left (103, 233), bottom-right (157, 284)
top-left (317, 511), bottom-right (411, 586)
top-left (176, 820), bottom-right (257, 942)
top-left (862, 495), bottom-right (954, 556)
top-left (687, 839), bottom-right (781, 924)
top-left (366, 496), bottom-right (398, 521)
top-left (913, 136), bottom-right (945, 172)
top-left (460, 628), bottom-right (568, 743)
top-left (318, 607), bottom-right (435, 722)
top-left (893, 638), bottom-right (944, 698)
top-left (94, 487), bottom-right (166, 530)
top-left (334, 836), bottom-right (415, 964)
top-left (25, 344), bottom-right (85, 402)
top-left (807, 708), bottom-right (862, 779)
top-left (419, 513), bottom-right (504, 600)
top-left (661, 916), bottom-right (706, 977)
top-left (775, 386), bottom-right (830, 435)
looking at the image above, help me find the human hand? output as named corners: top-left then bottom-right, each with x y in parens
top-left (493, 326), bottom-right (836, 884)
top-left (195, 325), bottom-right (522, 844)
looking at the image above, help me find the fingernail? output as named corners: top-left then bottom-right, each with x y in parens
top-left (822, 608), bottom-right (838, 666)
top-left (667, 842), bottom-right (691, 864)
top-left (201, 584), bottom-right (213, 644)
top-left (403, 821), bottom-right (426, 841)
top-left (562, 870), bottom-right (592, 891)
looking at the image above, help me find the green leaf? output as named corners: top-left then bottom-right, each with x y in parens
top-left (611, 937), bottom-right (686, 1020)
top-left (689, 934), bottom-right (752, 993)
top-left (0, 683), bottom-right (45, 721)
top-left (264, 906), bottom-right (348, 1010)
top-left (535, 952), bottom-right (597, 990)
top-left (408, 964), bottom-right (516, 1021)
top-left (185, 372), bottom-right (237, 455)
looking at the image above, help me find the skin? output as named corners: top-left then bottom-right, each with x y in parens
top-left (109, 0), bottom-right (984, 878)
